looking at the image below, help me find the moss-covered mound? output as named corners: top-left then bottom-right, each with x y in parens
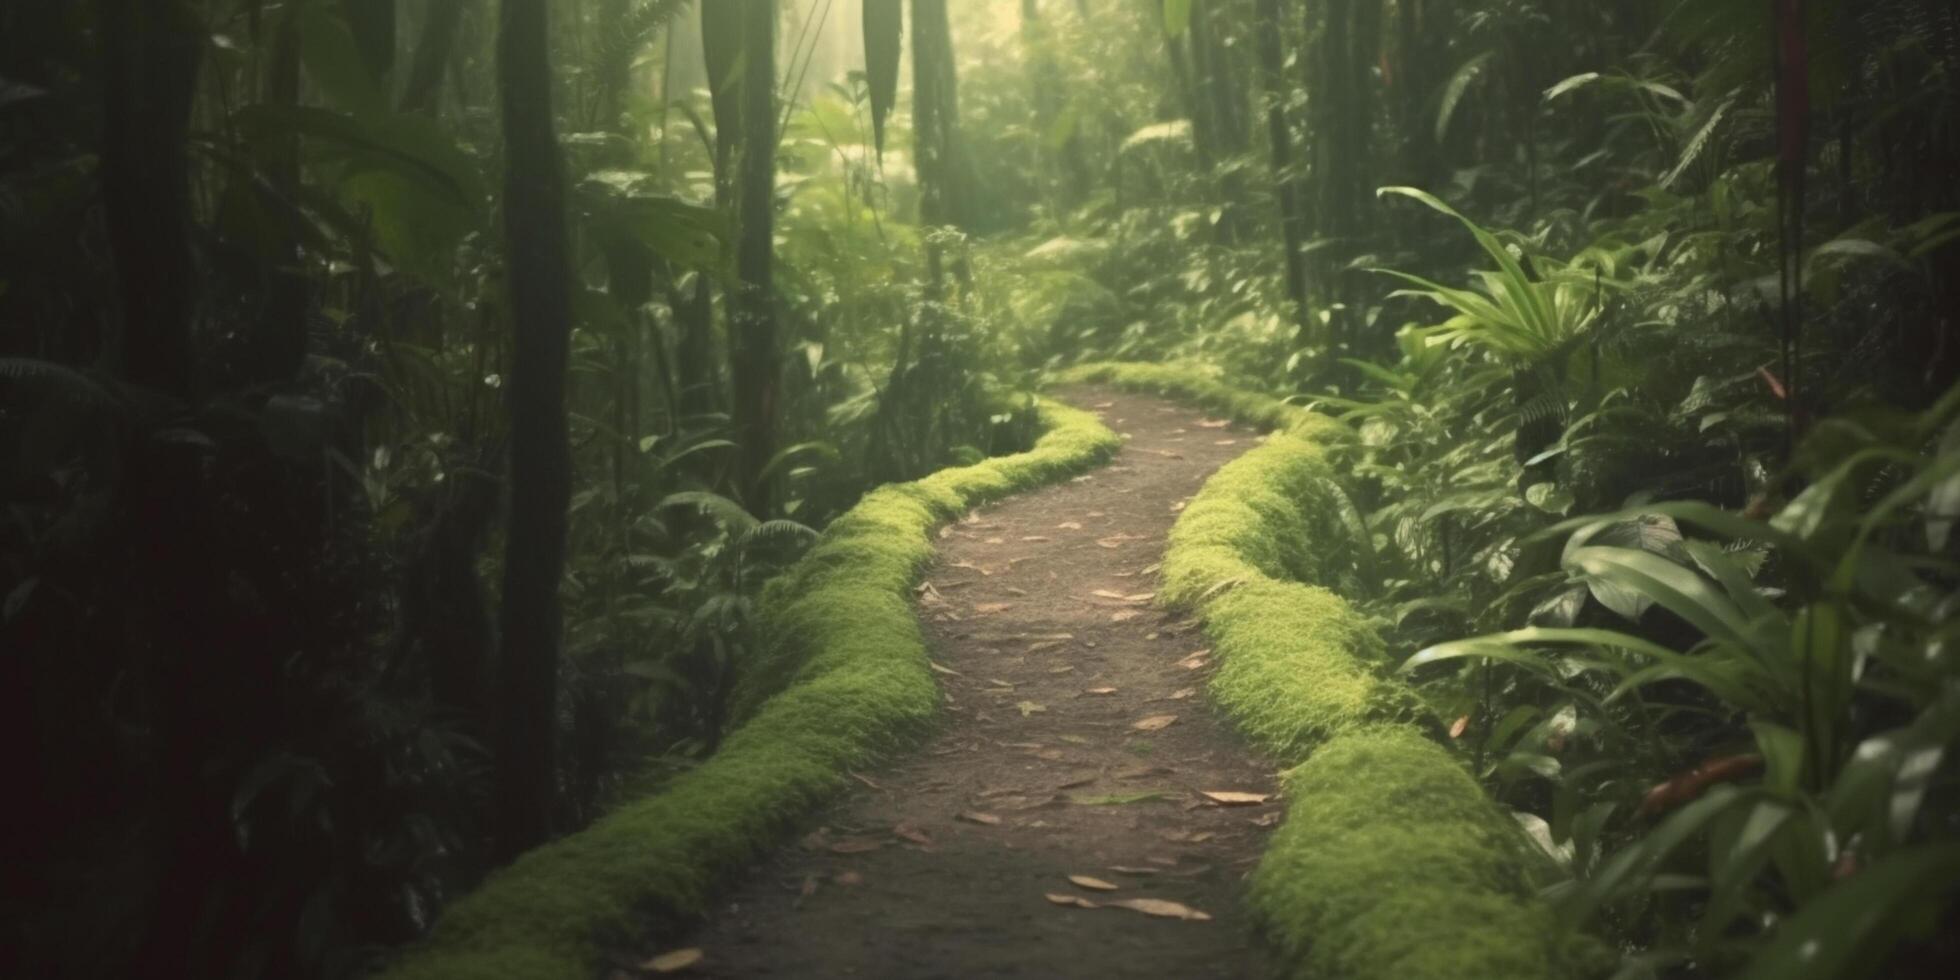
top-left (381, 400), bottom-right (1120, 980)
top-left (1075, 362), bottom-right (1583, 980)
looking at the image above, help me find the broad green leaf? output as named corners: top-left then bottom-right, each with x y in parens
top-left (1736, 845), bottom-right (1960, 980)
top-left (1567, 546), bottom-right (1753, 647)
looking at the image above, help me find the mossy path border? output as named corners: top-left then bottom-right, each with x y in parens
top-left (380, 400), bottom-right (1121, 980)
top-left (1056, 363), bottom-right (1593, 980)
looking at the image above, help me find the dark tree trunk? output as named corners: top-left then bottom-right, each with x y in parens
top-left (1191, 0), bottom-right (1247, 242)
top-left (401, 0), bottom-right (469, 114)
top-left (101, 0), bottom-right (203, 397)
top-left (913, 0), bottom-right (976, 296)
top-left (492, 0), bottom-right (576, 862)
top-left (1255, 0), bottom-right (1311, 343)
top-left (729, 0), bottom-right (780, 512)
top-left (252, 6), bottom-right (311, 382)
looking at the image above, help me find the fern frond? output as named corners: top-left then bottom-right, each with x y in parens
top-left (0, 357), bottom-right (127, 411)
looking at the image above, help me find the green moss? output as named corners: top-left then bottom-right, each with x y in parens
top-left (381, 398), bottom-right (1119, 980)
top-left (1252, 727), bottom-right (1570, 980)
top-left (1095, 363), bottom-right (1587, 979)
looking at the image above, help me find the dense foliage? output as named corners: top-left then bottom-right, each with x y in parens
top-left (2, 1), bottom-right (1955, 977)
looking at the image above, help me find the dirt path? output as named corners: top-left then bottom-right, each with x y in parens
top-left (672, 388), bottom-right (1279, 978)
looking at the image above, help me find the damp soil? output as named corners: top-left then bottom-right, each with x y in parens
top-left (650, 387), bottom-right (1282, 979)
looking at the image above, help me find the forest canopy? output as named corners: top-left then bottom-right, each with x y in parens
top-left (2, 1), bottom-right (1957, 978)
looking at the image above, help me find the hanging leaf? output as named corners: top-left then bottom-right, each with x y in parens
top-left (1163, 0), bottom-right (1192, 38)
top-left (701, 0), bottom-right (747, 149)
top-left (863, 0), bottom-right (903, 155)
top-left (1435, 51), bottom-right (1493, 143)
top-left (300, 3), bottom-right (387, 117)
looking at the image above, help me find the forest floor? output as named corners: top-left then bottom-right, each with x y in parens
top-left (650, 388), bottom-right (1282, 978)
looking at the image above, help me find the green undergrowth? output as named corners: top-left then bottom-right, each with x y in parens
top-left (1080, 363), bottom-right (1586, 979)
top-left (381, 399), bottom-right (1120, 980)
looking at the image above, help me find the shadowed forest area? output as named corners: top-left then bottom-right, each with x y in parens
top-left (3, 1), bottom-right (1959, 977)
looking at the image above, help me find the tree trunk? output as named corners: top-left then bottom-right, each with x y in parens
top-left (492, 0), bottom-right (576, 862)
top-left (1191, 0), bottom-right (1247, 242)
top-left (401, 0), bottom-right (469, 114)
top-left (1255, 0), bottom-right (1311, 343)
top-left (251, 5), bottom-right (311, 383)
top-left (101, 0), bottom-right (202, 397)
top-left (728, 0), bottom-right (780, 512)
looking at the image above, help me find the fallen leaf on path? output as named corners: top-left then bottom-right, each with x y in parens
top-left (1017, 701), bottom-right (1047, 717)
top-left (1109, 865), bottom-right (1161, 875)
top-left (1057, 521), bottom-right (1083, 530)
top-left (1021, 535), bottom-right (1051, 543)
top-left (1449, 715), bottom-right (1470, 739)
top-left (1176, 651), bottom-right (1211, 670)
top-left (957, 811), bottom-right (1003, 826)
top-left (835, 871), bottom-right (864, 886)
top-left (1250, 811), bottom-right (1282, 828)
top-left (985, 537), bottom-right (1005, 544)
top-left (974, 602), bottom-right (1012, 614)
top-left (1197, 419), bottom-right (1230, 429)
top-left (1125, 592), bottom-right (1155, 602)
top-left (1005, 587), bottom-right (1028, 596)
top-left (988, 677), bottom-right (1016, 688)
top-left (800, 876), bottom-right (818, 898)
top-left (1167, 687), bottom-right (1198, 701)
top-left (1093, 401), bottom-right (1115, 409)
top-left (1069, 875), bottom-right (1120, 891)
top-left (1110, 898), bottom-right (1212, 921)
top-left (1082, 687), bottom-right (1118, 696)
top-left (1046, 893), bottom-right (1100, 909)
top-left (1091, 589), bottom-right (1140, 601)
top-left (1213, 439), bottom-right (1238, 446)
top-left (1163, 830), bottom-right (1215, 843)
top-left (1131, 714), bottom-right (1178, 732)
top-left (893, 823), bottom-right (932, 846)
top-left (1057, 775), bottom-right (1098, 789)
top-left (1048, 665), bottom-right (1076, 675)
top-left (642, 948), bottom-right (705, 973)
top-left (850, 771), bottom-right (884, 790)
top-left (1201, 791), bottom-right (1272, 806)
top-left (1110, 610), bottom-right (1142, 623)
top-left (828, 838), bottom-right (882, 854)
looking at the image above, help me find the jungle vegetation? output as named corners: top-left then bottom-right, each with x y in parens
top-left (1, 0), bottom-right (1956, 977)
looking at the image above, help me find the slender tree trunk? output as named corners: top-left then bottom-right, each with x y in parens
top-left (1255, 0), bottom-right (1311, 343)
top-left (1189, 0), bottom-right (1246, 242)
top-left (252, 6), bottom-right (311, 382)
top-left (493, 0), bottom-right (576, 862)
top-left (913, 0), bottom-right (970, 292)
top-left (101, 0), bottom-right (202, 397)
top-left (402, 0), bottom-right (469, 114)
top-left (729, 0), bottom-right (780, 511)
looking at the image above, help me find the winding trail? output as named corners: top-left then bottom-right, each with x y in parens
top-left (674, 388), bottom-right (1280, 978)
